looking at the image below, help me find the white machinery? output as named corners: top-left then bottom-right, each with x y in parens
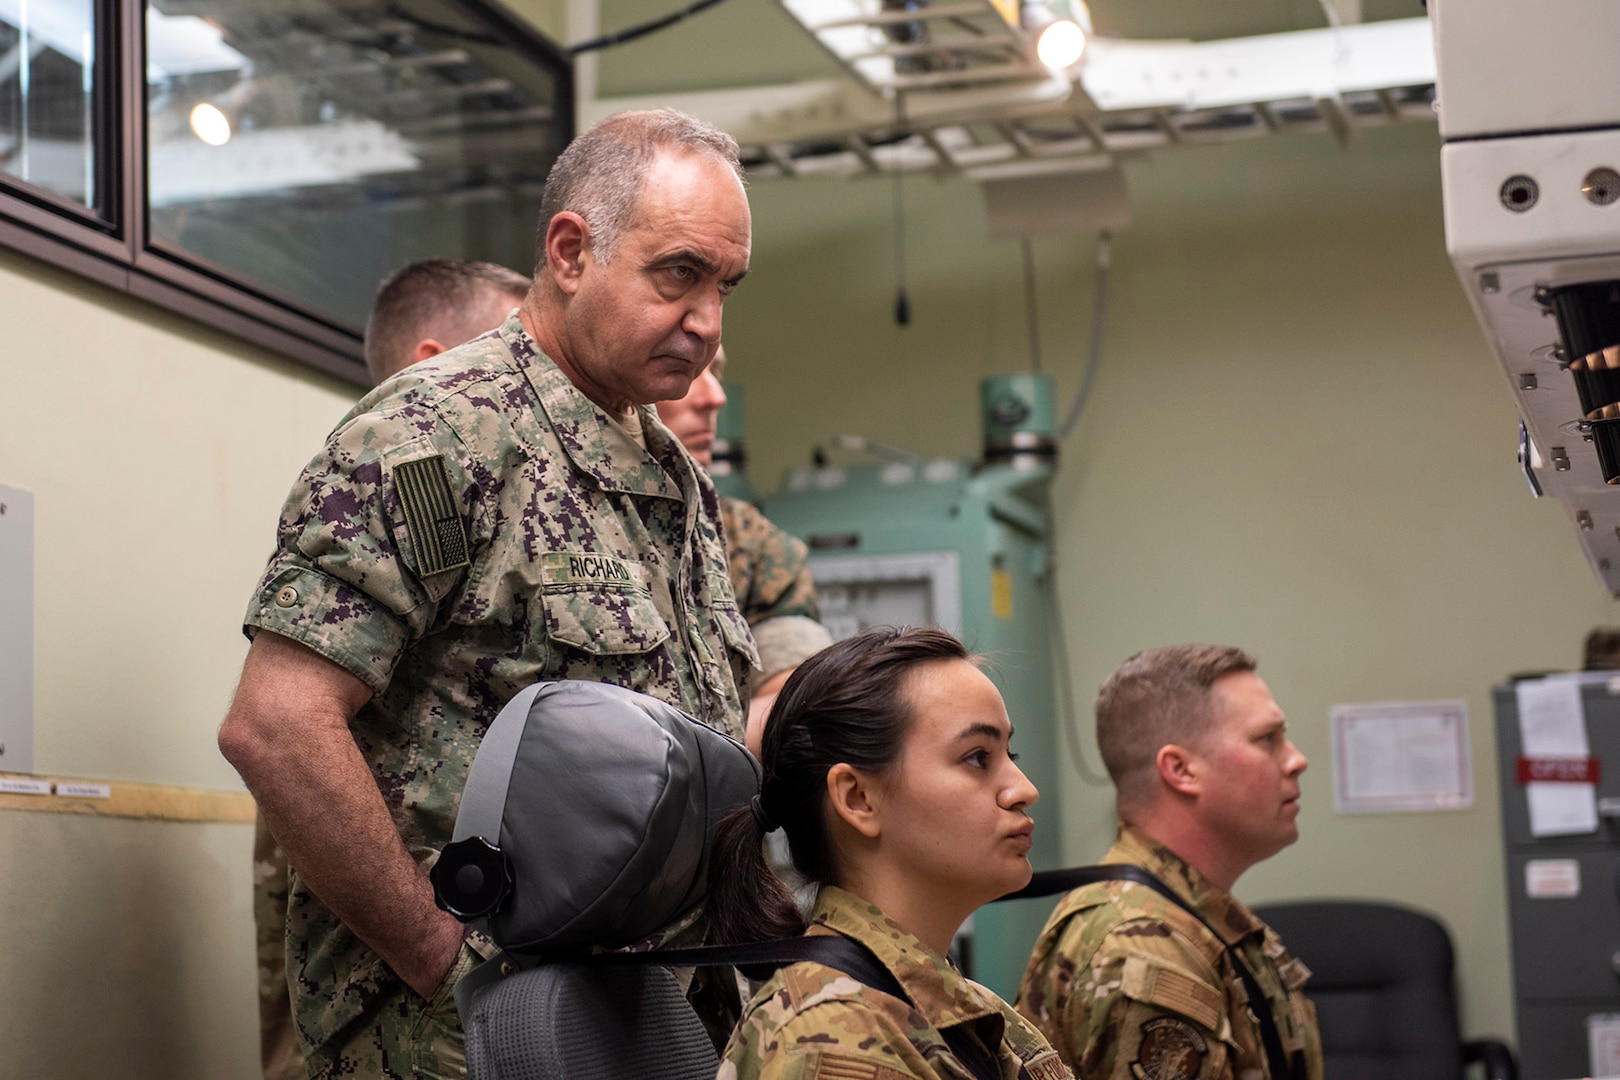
top-left (1432, 0), bottom-right (1620, 595)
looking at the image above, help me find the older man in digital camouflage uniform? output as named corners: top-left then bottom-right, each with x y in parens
top-left (220, 108), bottom-right (757, 1079)
top-left (654, 344), bottom-right (829, 753)
top-left (253, 257), bottom-right (535, 1080)
top-left (1016, 645), bottom-right (1322, 1080)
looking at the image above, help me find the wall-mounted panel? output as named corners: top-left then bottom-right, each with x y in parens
top-left (0, 481), bottom-right (33, 774)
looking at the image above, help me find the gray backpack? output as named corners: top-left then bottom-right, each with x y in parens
top-left (430, 680), bottom-right (759, 1080)
top-left (430, 680), bottom-right (758, 958)
top-left (431, 680), bottom-right (759, 955)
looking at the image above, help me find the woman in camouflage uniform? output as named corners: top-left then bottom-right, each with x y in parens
top-left (707, 626), bottom-right (1073, 1080)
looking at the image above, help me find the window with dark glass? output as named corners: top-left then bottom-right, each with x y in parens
top-left (0, 0), bottom-right (571, 379)
top-left (0, 0), bottom-right (100, 213)
top-left (144, 0), bottom-right (567, 332)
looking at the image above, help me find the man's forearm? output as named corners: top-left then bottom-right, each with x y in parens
top-left (220, 633), bottom-right (465, 999)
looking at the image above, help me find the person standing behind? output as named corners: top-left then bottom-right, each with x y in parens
top-left (654, 344), bottom-right (830, 752)
top-left (254, 257), bottom-right (533, 1080)
top-left (220, 108), bottom-right (757, 1079)
top-left (362, 259), bottom-right (532, 385)
top-left (1016, 645), bottom-right (1322, 1080)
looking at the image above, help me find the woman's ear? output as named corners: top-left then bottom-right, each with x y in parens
top-left (1156, 743), bottom-right (1201, 797)
top-left (826, 763), bottom-right (882, 839)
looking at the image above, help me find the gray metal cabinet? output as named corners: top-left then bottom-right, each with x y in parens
top-left (1495, 680), bottom-right (1620, 1079)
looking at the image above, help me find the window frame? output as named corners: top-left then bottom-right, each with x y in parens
top-left (0, 0), bottom-right (573, 386)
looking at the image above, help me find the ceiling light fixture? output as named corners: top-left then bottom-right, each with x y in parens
top-left (1021, 0), bottom-right (1091, 70)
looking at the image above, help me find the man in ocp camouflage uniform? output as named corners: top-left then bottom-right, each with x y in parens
top-left (654, 344), bottom-right (830, 752)
top-left (1016, 645), bottom-right (1322, 1080)
top-left (220, 108), bottom-right (757, 1079)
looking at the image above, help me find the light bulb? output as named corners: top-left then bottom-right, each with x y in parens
top-left (189, 102), bottom-right (232, 146)
top-left (1036, 19), bottom-right (1086, 68)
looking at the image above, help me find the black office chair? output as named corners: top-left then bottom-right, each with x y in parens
top-left (1253, 900), bottom-right (1517, 1080)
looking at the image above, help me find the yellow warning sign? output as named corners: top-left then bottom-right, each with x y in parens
top-left (992, 567), bottom-right (1014, 619)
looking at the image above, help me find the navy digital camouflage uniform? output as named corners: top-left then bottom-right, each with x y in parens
top-left (254, 818), bottom-right (302, 1080)
top-left (720, 886), bottom-right (1073, 1080)
top-left (1015, 825), bottom-right (1322, 1080)
top-left (244, 311), bottom-right (755, 1078)
top-left (718, 494), bottom-right (827, 686)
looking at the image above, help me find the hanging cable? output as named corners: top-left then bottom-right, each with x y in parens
top-left (1021, 236), bottom-right (1043, 373)
top-left (994, 229), bottom-right (1110, 779)
top-left (893, 163), bottom-right (910, 325)
top-left (569, 0), bottom-right (731, 54)
top-left (1039, 488), bottom-right (1112, 786)
top-left (1056, 231), bottom-right (1112, 440)
top-left (892, 95), bottom-right (911, 327)
top-left (1047, 232), bottom-right (1113, 783)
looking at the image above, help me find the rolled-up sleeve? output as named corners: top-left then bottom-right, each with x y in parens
top-left (244, 413), bottom-right (471, 695)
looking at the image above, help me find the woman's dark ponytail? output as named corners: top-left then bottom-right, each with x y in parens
top-left (706, 802), bottom-right (806, 946)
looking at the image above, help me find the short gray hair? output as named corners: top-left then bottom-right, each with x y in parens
top-left (536, 108), bottom-right (743, 267)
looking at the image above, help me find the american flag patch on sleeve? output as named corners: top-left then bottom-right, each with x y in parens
top-left (393, 454), bottom-right (470, 576)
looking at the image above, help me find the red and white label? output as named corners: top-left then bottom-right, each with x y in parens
top-left (1525, 858), bottom-right (1582, 899)
top-left (1516, 756), bottom-right (1601, 784)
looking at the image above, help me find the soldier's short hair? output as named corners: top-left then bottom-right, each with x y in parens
top-left (1095, 644), bottom-right (1257, 806)
top-left (536, 108), bottom-right (743, 268)
top-left (363, 258), bottom-right (530, 384)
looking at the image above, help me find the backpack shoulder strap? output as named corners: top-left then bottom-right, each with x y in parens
top-left (626, 934), bottom-right (908, 1003)
top-left (1004, 863), bottom-right (1171, 902)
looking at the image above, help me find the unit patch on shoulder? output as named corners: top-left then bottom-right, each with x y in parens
top-left (393, 455), bottom-right (469, 577)
top-left (1130, 1017), bottom-right (1207, 1080)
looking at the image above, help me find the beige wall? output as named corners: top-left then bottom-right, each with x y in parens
top-left (0, 812), bottom-right (261, 1076)
top-left (0, 252), bottom-right (355, 787)
top-left (719, 120), bottom-right (1615, 1044)
top-left (0, 249), bottom-right (356, 1077)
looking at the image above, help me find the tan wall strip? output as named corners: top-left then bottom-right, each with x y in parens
top-left (0, 772), bottom-right (255, 823)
